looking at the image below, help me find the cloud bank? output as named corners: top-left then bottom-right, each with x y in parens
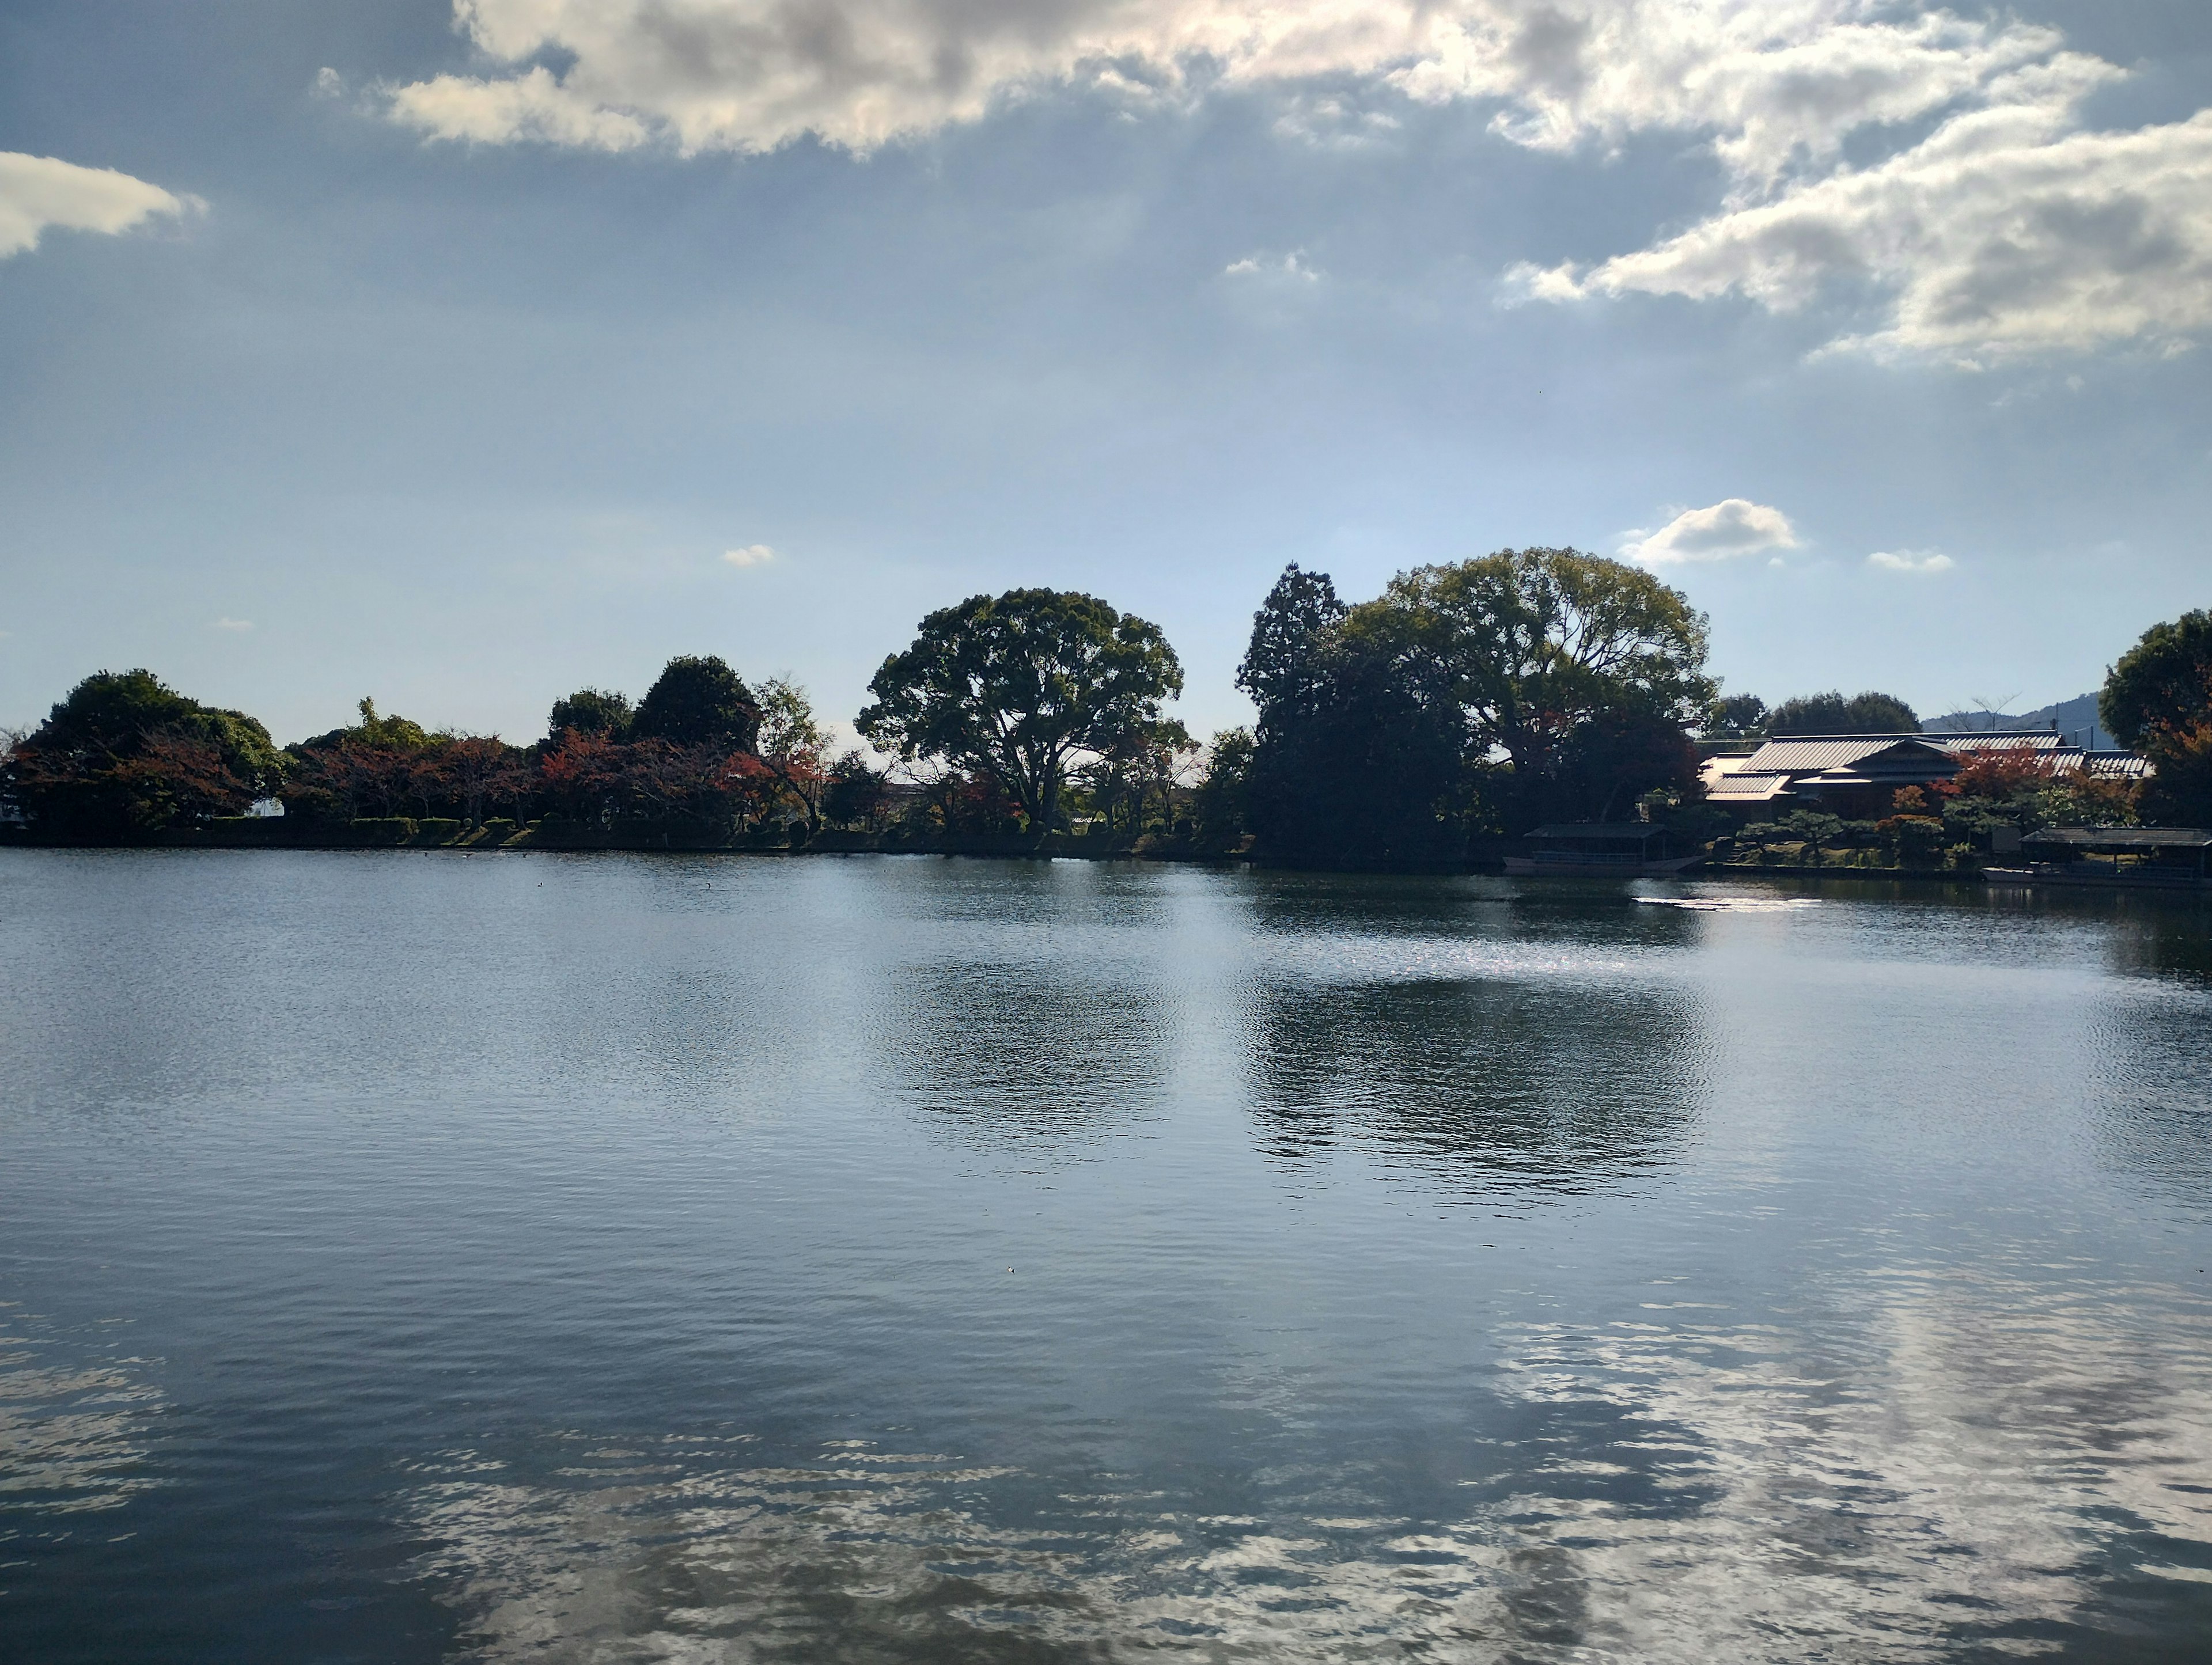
top-left (378, 2), bottom-right (2212, 361)
top-left (1623, 498), bottom-right (1797, 564)
top-left (0, 152), bottom-right (198, 260)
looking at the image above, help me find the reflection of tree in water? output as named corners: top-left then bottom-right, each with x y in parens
top-left (876, 964), bottom-right (1174, 1145)
top-left (2083, 1003), bottom-right (2212, 1214)
top-left (1241, 871), bottom-right (1707, 949)
top-left (2099, 900), bottom-right (2212, 985)
top-left (1243, 872), bottom-right (1500, 939)
top-left (1246, 977), bottom-right (1703, 1198)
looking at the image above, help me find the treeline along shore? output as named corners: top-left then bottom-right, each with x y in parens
top-left (6, 551), bottom-right (2210, 870)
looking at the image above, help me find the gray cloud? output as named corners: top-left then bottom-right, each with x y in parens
top-left (375, 3), bottom-right (2212, 362)
top-left (1526, 74), bottom-right (2212, 362)
top-left (381, 1), bottom-right (2068, 170)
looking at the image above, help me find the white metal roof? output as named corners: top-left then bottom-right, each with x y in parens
top-left (1932, 731), bottom-right (2067, 754)
top-left (1706, 773), bottom-right (1793, 801)
top-left (2086, 752), bottom-right (2155, 780)
top-left (1740, 735), bottom-right (1952, 773)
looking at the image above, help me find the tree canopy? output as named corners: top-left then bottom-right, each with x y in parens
top-left (548, 688), bottom-right (634, 741)
top-left (857, 588), bottom-right (1183, 836)
top-left (754, 677), bottom-right (832, 832)
top-left (1767, 691), bottom-right (1919, 735)
top-left (631, 655), bottom-right (762, 752)
top-left (1234, 551), bottom-right (1712, 862)
top-left (2101, 610), bottom-right (2212, 749)
top-left (2101, 610), bottom-right (2212, 825)
top-left (1706, 693), bottom-right (1769, 738)
top-left (1236, 563), bottom-right (1346, 718)
top-left (3, 669), bottom-right (285, 840)
top-left (1371, 547), bottom-right (1716, 775)
top-left (1237, 564), bottom-right (1463, 867)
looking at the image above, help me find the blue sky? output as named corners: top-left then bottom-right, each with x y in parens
top-left (3, 1), bottom-right (2209, 745)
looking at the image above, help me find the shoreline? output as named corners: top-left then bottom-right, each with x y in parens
top-left (8, 823), bottom-right (2207, 893)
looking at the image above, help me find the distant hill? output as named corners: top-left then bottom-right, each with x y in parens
top-left (1923, 692), bottom-right (2113, 750)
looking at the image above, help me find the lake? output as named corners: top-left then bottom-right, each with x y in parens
top-left (3, 849), bottom-right (2210, 1662)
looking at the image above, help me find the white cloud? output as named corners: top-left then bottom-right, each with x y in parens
top-left (377, 1), bottom-right (2070, 165)
top-left (722, 544), bottom-right (775, 568)
top-left (210, 617), bottom-right (255, 631)
top-left (1622, 498), bottom-right (1797, 564)
top-left (1529, 87), bottom-right (2212, 361)
top-left (313, 67), bottom-right (348, 99)
top-left (0, 152), bottom-right (199, 260)
top-left (372, 2), bottom-right (2212, 361)
top-left (1868, 548), bottom-right (1954, 573)
top-left (1225, 251), bottom-right (1320, 281)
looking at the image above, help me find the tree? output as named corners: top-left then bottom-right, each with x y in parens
top-left (2101, 611), bottom-right (2212, 825)
top-left (1236, 563), bottom-right (1346, 717)
top-left (1781, 809), bottom-right (1845, 864)
top-left (857, 589), bottom-right (1183, 840)
top-left (536, 728), bottom-right (627, 825)
top-left (1551, 709), bottom-right (1703, 825)
top-left (1768, 691), bottom-right (1919, 735)
top-left (351, 697), bottom-right (434, 750)
top-left (822, 751), bottom-right (892, 830)
top-left (1187, 728), bottom-right (1255, 854)
top-left (1372, 548), bottom-right (1715, 828)
top-left (631, 656), bottom-right (762, 753)
top-left (280, 699), bottom-right (442, 822)
top-left (547, 688), bottom-right (633, 741)
top-left (1238, 571), bottom-right (1465, 868)
top-left (1078, 719), bottom-right (1196, 840)
top-left (1705, 693), bottom-right (1768, 739)
top-left (3, 669), bottom-right (283, 841)
top-left (2101, 610), bottom-right (2212, 748)
top-left (755, 677), bottom-right (831, 833)
top-left (429, 735), bottom-right (529, 826)
top-left (2138, 722), bottom-right (2212, 826)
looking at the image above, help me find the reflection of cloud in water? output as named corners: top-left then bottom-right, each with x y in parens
top-left (0, 1304), bottom-right (165, 1535)
top-left (1635, 896), bottom-right (1820, 913)
top-left (408, 1438), bottom-right (1512, 1663)
top-left (1486, 1272), bottom-right (2212, 1657)
top-left (1244, 978), bottom-right (1703, 1197)
top-left (1255, 932), bottom-right (1652, 988)
top-left (407, 1273), bottom-right (2212, 1662)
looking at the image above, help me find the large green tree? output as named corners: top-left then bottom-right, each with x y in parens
top-left (1372, 548), bottom-right (1715, 826)
top-left (2102, 610), bottom-right (2212, 825)
top-left (1237, 564), bottom-right (1464, 866)
top-left (5, 669), bottom-right (284, 841)
top-left (631, 656), bottom-right (762, 752)
top-left (858, 588), bottom-right (1183, 837)
top-left (2101, 610), bottom-right (2212, 749)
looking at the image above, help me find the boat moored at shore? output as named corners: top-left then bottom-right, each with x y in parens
top-left (1503, 823), bottom-right (1706, 878)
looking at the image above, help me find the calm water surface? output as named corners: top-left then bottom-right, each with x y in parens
top-left (3, 850), bottom-right (2211, 1662)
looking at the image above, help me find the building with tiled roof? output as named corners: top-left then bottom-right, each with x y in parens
top-left (1696, 731), bottom-right (2145, 820)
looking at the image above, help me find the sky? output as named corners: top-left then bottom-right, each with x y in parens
top-left (2, 0), bottom-right (2209, 746)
